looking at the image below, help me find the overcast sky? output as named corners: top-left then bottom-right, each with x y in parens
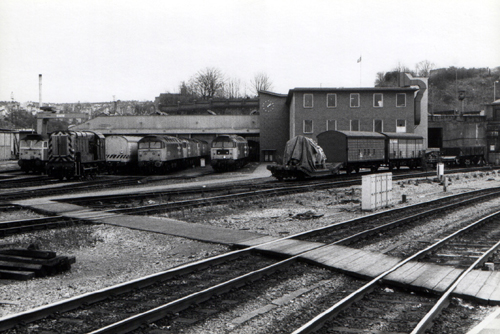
top-left (1, 0), bottom-right (499, 104)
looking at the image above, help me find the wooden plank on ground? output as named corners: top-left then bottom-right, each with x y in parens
top-left (264, 240), bottom-right (324, 256)
top-left (411, 264), bottom-right (457, 292)
top-left (0, 260), bottom-right (43, 272)
top-left (301, 244), bottom-right (342, 263)
top-left (475, 272), bottom-right (500, 303)
top-left (454, 270), bottom-right (483, 299)
top-left (433, 268), bottom-right (464, 293)
top-left (0, 269), bottom-right (36, 280)
top-left (345, 252), bottom-right (394, 278)
top-left (357, 255), bottom-right (401, 278)
top-left (484, 272), bottom-right (500, 305)
top-left (460, 271), bottom-right (494, 299)
top-left (304, 245), bottom-right (362, 267)
top-left (0, 249), bottom-right (56, 259)
top-left (384, 262), bottom-right (427, 286)
top-left (322, 247), bottom-right (366, 267)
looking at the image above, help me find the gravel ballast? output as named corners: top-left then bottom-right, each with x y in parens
top-left (1, 169), bottom-right (500, 332)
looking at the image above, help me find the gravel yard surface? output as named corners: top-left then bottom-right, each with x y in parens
top-left (1, 169), bottom-right (500, 332)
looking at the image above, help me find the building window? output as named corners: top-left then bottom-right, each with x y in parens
top-left (350, 93), bottom-right (360, 108)
top-left (396, 119), bottom-right (406, 133)
top-left (327, 119), bottom-right (337, 131)
top-left (396, 93), bottom-right (406, 107)
top-left (303, 120), bottom-right (313, 133)
top-left (373, 93), bottom-right (383, 107)
top-left (327, 94), bottom-right (337, 108)
top-left (351, 120), bottom-right (359, 131)
top-left (374, 119), bottom-right (383, 132)
top-left (303, 94), bottom-right (314, 108)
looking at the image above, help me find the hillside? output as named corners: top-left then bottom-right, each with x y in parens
top-left (429, 67), bottom-right (500, 113)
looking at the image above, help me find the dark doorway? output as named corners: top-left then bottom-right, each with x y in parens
top-left (428, 128), bottom-right (443, 148)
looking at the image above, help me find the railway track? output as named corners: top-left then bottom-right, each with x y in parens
top-left (2, 186), bottom-right (500, 333)
top-left (293, 208), bottom-right (500, 333)
top-left (0, 176), bottom-right (146, 202)
top-left (0, 216), bottom-right (81, 237)
top-left (61, 168), bottom-right (498, 215)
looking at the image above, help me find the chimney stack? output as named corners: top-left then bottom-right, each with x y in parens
top-left (39, 74), bottom-right (43, 108)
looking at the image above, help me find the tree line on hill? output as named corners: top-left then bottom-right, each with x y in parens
top-left (375, 61), bottom-right (500, 113)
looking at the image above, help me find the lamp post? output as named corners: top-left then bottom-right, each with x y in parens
top-left (495, 81), bottom-right (499, 101)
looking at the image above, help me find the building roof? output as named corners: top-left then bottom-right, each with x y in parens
top-left (285, 87), bottom-right (418, 104)
top-left (258, 90), bottom-right (288, 98)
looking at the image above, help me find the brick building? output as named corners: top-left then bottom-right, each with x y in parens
top-left (259, 86), bottom-right (420, 162)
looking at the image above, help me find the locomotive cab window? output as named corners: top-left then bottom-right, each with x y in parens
top-left (150, 142), bottom-right (162, 149)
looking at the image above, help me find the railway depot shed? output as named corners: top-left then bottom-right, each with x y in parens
top-left (72, 73), bottom-right (428, 163)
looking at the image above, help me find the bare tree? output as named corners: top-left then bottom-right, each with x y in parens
top-left (224, 77), bottom-right (243, 99)
top-left (415, 60), bottom-right (435, 77)
top-left (393, 62), bottom-right (413, 75)
top-left (190, 67), bottom-right (225, 99)
top-left (250, 72), bottom-right (273, 96)
top-left (374, 72), bottom-right (387, 87)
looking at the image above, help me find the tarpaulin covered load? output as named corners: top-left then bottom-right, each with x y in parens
top-left (282, 136), bottom-right (326, 174)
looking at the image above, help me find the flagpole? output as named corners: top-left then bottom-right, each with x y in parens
top-left (358, 55), bottom-right (362, 86)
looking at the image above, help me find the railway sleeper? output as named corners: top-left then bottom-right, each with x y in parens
top-left (0, 248), bottom-right (75, 279)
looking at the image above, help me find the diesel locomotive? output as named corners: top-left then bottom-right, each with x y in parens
top-left (17, 134), bottom-right (49, 174)
top-left (210, 135), bottom-right (249, 172)
top-left (46, 130), bottom-right (106, 180)
top-left (137, 135), bottom-right (209, 174)
top-left (105, 135), bottom-right (142, 173)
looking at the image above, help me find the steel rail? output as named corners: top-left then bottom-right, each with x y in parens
top-left (291, 210), bottom-right (500, 334)
top-left (0, 248), bottom-right (251, 331)
top-left (57, 189), bottom-right (500, 333)
top-left (75, 187), bottom-right (500, 333)
top-left (2, 179), bottom-right (500, 332)
top-left (411, 212), bottom-right (500, 334)
top-left (57, 167), bottom-right (478, 208)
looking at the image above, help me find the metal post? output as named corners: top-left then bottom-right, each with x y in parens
top-left (39, 74), bottom-right (42, 108)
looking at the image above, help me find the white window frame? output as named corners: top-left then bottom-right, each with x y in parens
top-left (373, 119), bottom-right (383, 132)
top-left (396, 93), bottom-right (406, 107)
top-left (326, 93), bottom-right (337, 108)
top-left (350, 93), bottom-right (360, 108)
top-left (303, 120), bottom-right (313, 133)
top-left (303, 94), bottom-right (314, 108)
top-left (350, 119), bottom-right (360, 131)
top-left (326, 119), bottom-right (337, 131)
top-left (373, 93), bottom-right (383, 107)
top-left (396, 119), bottom-right (406, 133)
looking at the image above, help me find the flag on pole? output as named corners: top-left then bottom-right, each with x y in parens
top-left (357, 56), bottom-right (362, 63)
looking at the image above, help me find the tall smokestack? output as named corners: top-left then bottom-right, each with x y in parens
top-left (39, 74), bottom-right (42, 108)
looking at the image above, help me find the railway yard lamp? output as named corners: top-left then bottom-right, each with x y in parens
top-left (495, 81), bottom-right (499, 101)
top-left (458, 90), bottom-right (466, 113)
